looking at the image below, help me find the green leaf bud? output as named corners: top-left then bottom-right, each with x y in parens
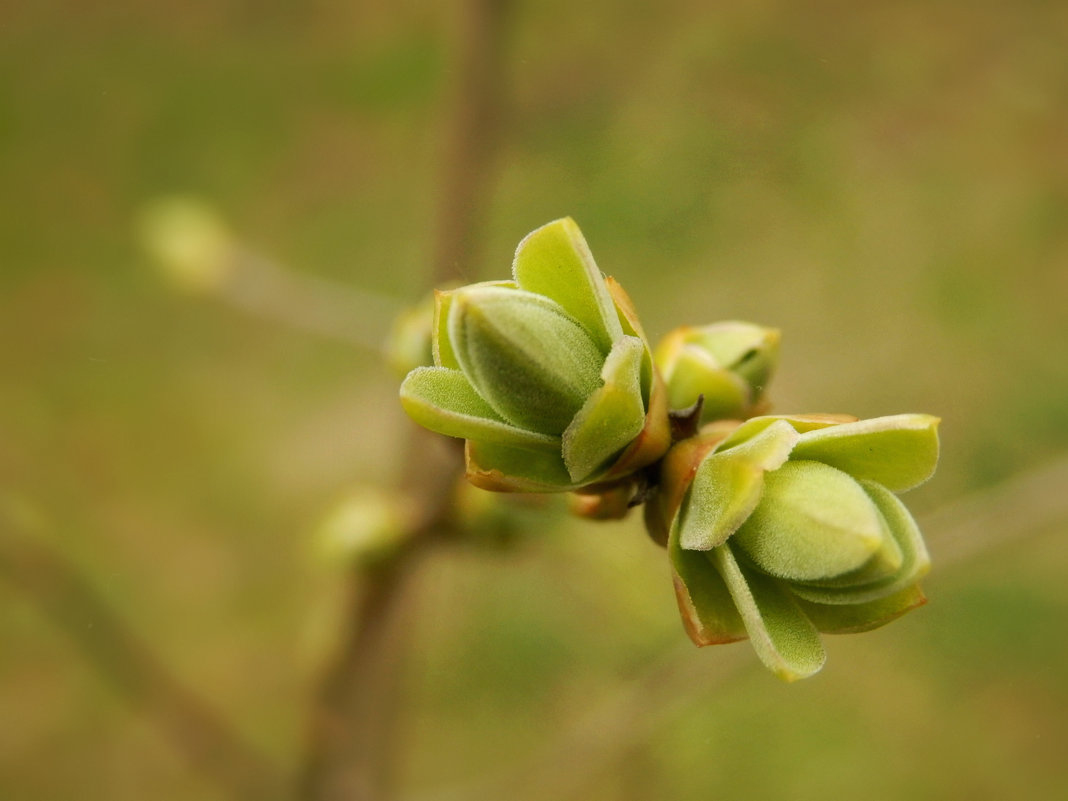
top-left (139, 196), bottom-right (236, 293)
top-left (448, 286), bottom-right (605, 433)
top-left (311, 488), bottom-right (412, 568)
top-left (655, 322), bottom-right (780, 423)
top-left (650, 412), bottom-right (939, 680)
top-left (399, 218), bottom-right (670, 491)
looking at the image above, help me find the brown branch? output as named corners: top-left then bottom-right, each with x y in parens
top-left (297, 431), bottom-right (463, 801)
top-left (296, 1), bottom-right (513, 799)
top-left (430, 0), bottom-right (512, 286)
top-left (0, 509), bottom-right (284, 801)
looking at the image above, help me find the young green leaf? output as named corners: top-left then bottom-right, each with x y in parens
top-left (449, 286), bottom-right (604, 433)
top-left (561, 336), bottom-right (647, 482)
top-left (790, 414), bottom-right (941, 492)
top-left (732, 460), bottom-right (888, 582)
top-left (711, 543), bottom-right (826, 681)
top-left (512, 217), bottom-right (623, 352)
top-left (789, 480), bottom-right (931, 605)
top-left (399, 367), bottom-right (560, 450)
top-left (794, 583), bottom-right (927, 634)
top-left (677, 453), bottom-right (764, 550)
top-left (669, 529), bottom-right (747, 645)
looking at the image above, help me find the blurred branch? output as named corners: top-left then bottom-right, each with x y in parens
top-left (412, 638), bottom-right (749, 801)
top-left (0, 505), bottom-right (284, 801)
top-left (140, 196), bottom-right (400, 353)
top-left (921, 456), bottom-right (1068, 568)
top-left (218, 250), bottom-right (400, 352)
top-left (430, 0), bottom-right (511, 286)
top-left (297, 1), bottom-right (513, 800)
top-left (297, 432), bottom-right (463, 801)
top-left (407, 453), bottom-right (1068, 801)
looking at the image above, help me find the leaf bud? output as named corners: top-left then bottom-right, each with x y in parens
top-left (655, 322), bottom-right (780, 423)
top-left (400, 218), bottom-right (670, 491)
top-left (649, 413), bottom-right (940, 680)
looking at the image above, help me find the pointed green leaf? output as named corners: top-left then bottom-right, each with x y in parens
top-left (864, 478), bottom-right (931, 576)
top-left (669, 525), bottom-right (746, 645)
top-left (677, 452), bottom-right (764, 550)
top-left (432, 289), bottom-right (458, 369)
top-left (716, 414), bottom-right (838, 454)
top-left (399, 367), bottom-right (560, 451)
top-left (794, 583), bottom-right (927, 633)
top-left (432, 280), bottom-right (516, 369)
top-left (512, 217), bottom-right (622, 352)
top-left (664, 345), bottom-right (749, 420)
top-left (561, 336), bottom-right (646, 483)
top-left (449, 286), bottom-right (604, 434)
top-left (787, 523), bottom-right (903, 596)
top-left (732, 461), bottom-right (886, 582)
top-left (789, 480), bottom-right (931, 605)
top-left (690, 322), bottom-right (780, 396)
top-left (718, 418), bottom-right (800, 470)
top-left (606, 277), bottom-right (653, 402)
top-left (711, 543), bottom-right (825, 681)
top-left (790, 414), bottom-right (941, 492)
top-left (466, 439), bottom-right (575, 492)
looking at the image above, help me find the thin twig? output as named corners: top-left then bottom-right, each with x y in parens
top-left (220, 250), bottom-right (401, 353)
top-left (0, 509), bottom-right (285, 801)
top-left (297, 2), bottom-right (513, 798)
top-left (920, 455), bottom-right (1068, 568)
top-left (297, 431), bottom-right (463, 801)
top-left (430, 0), bottom-right (512, 287)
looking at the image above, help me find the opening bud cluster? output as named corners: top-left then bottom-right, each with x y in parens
top-left (397, 218), bottom-right (940, 680)
top-left (400, 218), bottom-right (670, 492)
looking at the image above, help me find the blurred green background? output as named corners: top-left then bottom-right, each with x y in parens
top-left (2, 0), bottom-right (1067, 799)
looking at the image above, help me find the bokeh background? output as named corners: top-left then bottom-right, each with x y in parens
top-left (3, 0), bottom-right (1067, 799)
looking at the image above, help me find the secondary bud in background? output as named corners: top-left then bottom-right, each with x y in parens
top-left (655, 322), bottom-right (780, 424)
top-left (385, 290), bottom-right (438, 377)
top-left (312, 488), bottom-right (413, 568)
top-left (139, 196), bottom-right (236, 293)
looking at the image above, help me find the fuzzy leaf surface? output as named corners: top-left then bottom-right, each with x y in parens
top-left (790, 414), bottom-right (940, 492)
top-left (561, 336), bottom-right (646, 482)
top-left (789, 480), bottom-right (930, 605)
top-left (795, 583), bottom-right (927, 633)
top-left (669, 528), bottom-right (747, 645)
top-left (449, 287), bottom-right (603, 433)
top-left (466, 439), bottom-right (575, 492)
top-left (711, 543), bottom-right (826, 681)
top-left (399, 367), bottom-right (560, 451)
top-left (512, 217), bottom-right (622, 352)
top-left (732, 460), bottom-right (888, 582)
top-left (677, 453), bottom-right (764, 550)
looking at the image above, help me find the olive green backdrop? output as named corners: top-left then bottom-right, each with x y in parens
top-left (2, 1), bottom-right (1066, 799)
